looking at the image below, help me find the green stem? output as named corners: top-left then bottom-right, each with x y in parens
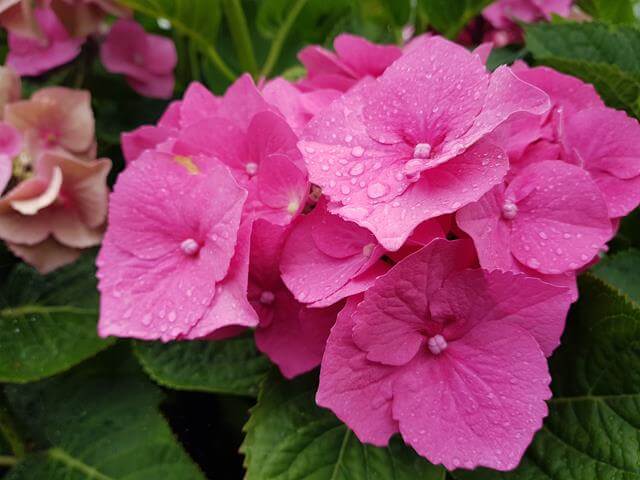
top-left (260, 0), bottom-right (309, 79)
top-left (0, 455), bottom-right (17, 467)
top-left (0, 392), bottom-right (25, 459)
top-left (222, 0), bottom-right (258, 76)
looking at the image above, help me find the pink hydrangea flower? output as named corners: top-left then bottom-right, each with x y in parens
top-left (0, 151), bottom-right (110, 273)
top-left (280, 199), bottom-right (390, 307)
top-left (173, 76), bottom-right (308, 226)
top-left (456, 161), bottom-right (611, 280)
top-left (7, 7), bottom-right (84, 76)
top-left (97, 149), bottom-right (258, 341)
top-left (0, 0), bottom-right (38, 38)
top-left (298, 33), bottom-right (402, 92)
top-left (300, 36), bottom-right (550, 250)
top-left (4, 86), bottom-right (95, 160)
top-left (562, 107), bottom-right (640, 219)
top-left (50, 0), bottom-right (131, 37)
top-left (261, 77), bottom-right (340, 135)
top-left (0, 66), bottom-right (21, 119)
top-left (100, 19), bottom-right (177, 99)
top-left (483, 0), bottom-right (573, 45)
top-left (249, 219), bottom-right (341, 378)
top-left (317, 239), bottom-right (572, 471)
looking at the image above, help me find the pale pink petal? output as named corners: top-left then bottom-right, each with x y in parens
top-left (316, 297), bottom-right (400, 445)
top-left (393, 321), bottom-right (550, 471)
top-left (7, 237), bottom-right (81, 274)
top-left (0, 154), bottom-right (11, 193)
top-left (0, 121), bottom-right (22, 157)
top-left (10, 165), bottom-right (62, 214)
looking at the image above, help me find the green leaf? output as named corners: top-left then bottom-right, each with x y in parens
top-left (417, 0), bottom-right (493, 38)
top-left (0, 255), bottom-right (114, 383)
top-left (241, 370), bottom-right (445, 480)
top-left (4, 347), bottom-right (205, 480)
top-left (453, 273), bottom-right (640, 479)
top-left (379, 0), bottom-right (411, 26)
top-left (592, 249), bottom-right (640, 304)
top-left (578, 0), bottom-right (636, 24)
top-left (134, 335), bottom-right (271, 396)
top-left (525, 21), bottom-right (640, 117)
top-left (117, 0), bottom-right (235, 81)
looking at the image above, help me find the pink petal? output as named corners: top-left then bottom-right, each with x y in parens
top-left (7, 237), bottom-right (81, 274)
top-left (7, 7), bottom-right (84, 76)
top-left (97, 151), bottom-right (247, 341)
top-left (216, 73), bottom-right (274, 131)
top-left (331, 140), bottom-right (508, 250)
top-left (143, 31), bottom-right (177, 75)
top-left (183, 219), bottom-right (259, 340)
top-left (455, 184), bottom-right (516, 271)
top-left (392, 321), bottom-right (550, 471)
top-left (256, 296), bottom-right (340, 379)
top-left (351, 238), bottom-right (477, 366)
top-left (0, 121), bottom-right (22, 157)
top-left (10, 165), bottom-right (62, 215)
top-left (246, 110), bottom-right (302, 170)
top-left (256, 153), bottom-right (308, 223)
top-left (121, 125), bottom-right (175, 164)
top-left (507, 160), bottom-right (612, 274)
top-left (127, 73), bottom-right (174, 99)
top-left (179, 82), bottom-right (220, 127)
top-left (431, 269), bottom-right (571, 356)
top-left (280, 207), bottom-right (377, 304)
top-left (333, 33), bottom-right (401, 78)
top-left (316, 297), bottom-right (400, 446)
top-left (563, 107), bottom-right (640, 217)
top-left (0, 154), bottom-right (11, 193)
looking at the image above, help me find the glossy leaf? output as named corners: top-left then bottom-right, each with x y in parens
top-left (0, 255), bottom-right (114, 383)
top-left (241, 370), bottom-right (445, 480)
top-left (134, 335), bottom-right (271, 396)
top-left (453, 274), bottom-right (640, 479)
top-left (418, 0), bottom-right (493, 38)
top-left (4, 348), bottom-right (205, 479)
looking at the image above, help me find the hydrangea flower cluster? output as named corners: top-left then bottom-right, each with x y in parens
top-left (97, 35), bottom-right (640, 471)
top-left (0, 65), bottom-right (111, 273)
top-left (1, 1), bottom-right (176, 99)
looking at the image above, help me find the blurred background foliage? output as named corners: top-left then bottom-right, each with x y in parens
top-left (1, 0), bottom-right (640, 479)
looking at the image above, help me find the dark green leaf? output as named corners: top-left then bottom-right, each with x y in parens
top-left (454, 274), bottom-right (640, 479)
top-left (134, 336), bottom-right (271, 396)
top-left (418, 0), bottom-right (493, 38)
top-left (525, 21), bottom-right (640, 117)
top-left (379, 0), bottom-right (411, 26)
top-left (241, 370), bottom-right (445, 480)
top-left (578, 0), bottom-right (636, 24)
top-left (0, 255), bottom-right (114, 383)
top-left (592, 248), bottom-right (640, 304)
top-left (4, 347), bottom-right (205, 479)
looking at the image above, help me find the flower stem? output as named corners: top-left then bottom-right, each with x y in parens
top-left (0, 455), bottom-right (17, 467)
top-left (222, 0), bottom-right (259, 77)
top-left (260, 0), bottom-right (309, 79)
top-left (0, 392), bottom-right (26, 459)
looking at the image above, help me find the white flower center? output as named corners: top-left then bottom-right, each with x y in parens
top-left (502, 200), bottom-right (518, 220)
top-left (427, 334), bottom-right (448, 355)
top-left (180, 238), bottom-right (200, 255)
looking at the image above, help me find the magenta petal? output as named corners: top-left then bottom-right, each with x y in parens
top-left (280, 208), bottom-right (374, 303)
top-left (121, 125), bottom-right (174, 164)
top-left (333, 33), bottom-right (401, 78)
top-left (393, 321), bottom-right (551, 471)
top-left (507, 160), bottom-right (612, 274)
top-left (183, 220), bottom-right (259, 340)
top-left (179, 82), bottom-right (221, 127)
top-left (352, 239), bottom-right (477, 366)
top-left (456, 184), bottom-right (516, 271)
top-left (333, 141), bottom-right (508, 250)
top-left (563, 107), bottom-right (640, 217)
top-left (255, 153), bottom-right (308, 224)
top-left (256, 297), bottom-right (340, 379)
top-left (316, 297), bottom-right (400, 445)
top-left (431, 269), bottom-right (571, 356)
